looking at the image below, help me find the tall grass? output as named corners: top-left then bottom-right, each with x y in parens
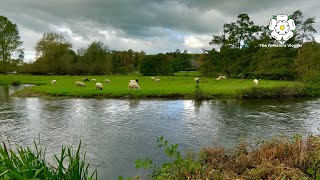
top-left (0, 141), bottom-right (96, 179)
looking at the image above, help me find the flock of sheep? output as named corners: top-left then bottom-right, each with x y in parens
top-left (50, 76), bottom-right (259, 90)
top-left (51, 77), bottom-right (141, 90)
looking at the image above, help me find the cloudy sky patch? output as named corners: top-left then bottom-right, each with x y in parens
top-left (1, 0), bottom-right (319, 61)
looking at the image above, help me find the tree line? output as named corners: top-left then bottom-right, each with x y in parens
top-left (0, 10), bottom-right (319, 82)
top-left (199, 10), bottom-right (319, 83)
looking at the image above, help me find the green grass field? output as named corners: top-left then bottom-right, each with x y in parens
top-left (0, 74), bottom-right (301, 98)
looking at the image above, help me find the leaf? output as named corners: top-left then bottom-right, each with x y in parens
top-left (307, 168), bottom-right (315, 176)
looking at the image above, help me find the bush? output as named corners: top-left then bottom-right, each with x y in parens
top-left (238, 85), bottom-right (306, 99)
top-left (134, 134), bottom-right (320, 179)
top-left (194, 84), bottom-right (206, 100)
top-left (11, 80), bottom-right (21, 86)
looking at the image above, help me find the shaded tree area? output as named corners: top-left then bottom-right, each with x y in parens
top-left (139, 50), bottom-right (197, 76)
top-left (19, 31), bottom-right (195, 76)
top-left (200, 10), bottom-right (318, 81)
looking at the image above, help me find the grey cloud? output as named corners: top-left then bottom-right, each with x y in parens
top-left (1, 0), bottom-right (319, 59)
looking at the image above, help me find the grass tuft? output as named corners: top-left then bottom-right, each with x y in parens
top-left (0, 140), bottom-right (97, 179)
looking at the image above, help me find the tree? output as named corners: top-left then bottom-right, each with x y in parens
top-left (210, 14), bottom-right (260, 49)
top-left (0, 16), bottom-right (23, 73)
top-left (33, 33), bottom-right (73, 74)
top-left (79, 41), bottom-right (110, 74)
top-left (290, 10), bottom-right (317, 44)
top-left (294, 42), bottom-right (320, 83)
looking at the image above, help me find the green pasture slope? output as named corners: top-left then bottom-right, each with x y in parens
top-left (0, 74), bottom-right (300, 98)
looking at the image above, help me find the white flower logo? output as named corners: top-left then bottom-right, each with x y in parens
top-left (269, 14), bottom-right (296, 42)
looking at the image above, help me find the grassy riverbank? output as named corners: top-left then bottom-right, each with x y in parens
top-left (0, 74), bottom-right (305, 99)
top-left (134, 135), bottom-right (320, 179)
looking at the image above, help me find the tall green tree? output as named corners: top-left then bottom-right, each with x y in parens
top-left (33, 32), bottom-right (73, 74)
top-left (0, 16), bottom-right (23, 73)
top-left (294, 42), bottom-right (320, 83)
top-left (210, 14), bottom-right (260, 49)
top-left (79, 41), bottom-right (110, 74)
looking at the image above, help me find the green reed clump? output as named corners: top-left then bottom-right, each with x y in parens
top-left (194, 84), bottom-right (206, 100)
top-left (0, 141), bottom-right (96, 179)
top-left (11, 80), bottom-right (21, 86)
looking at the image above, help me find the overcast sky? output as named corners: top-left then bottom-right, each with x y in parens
top-left (1, 0), bottom-right (320, 62)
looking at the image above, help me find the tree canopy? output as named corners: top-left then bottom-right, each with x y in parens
top-left (0, 16), bottom-right (23, 73)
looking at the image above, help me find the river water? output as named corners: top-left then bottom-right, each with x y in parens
top-left (1, 85), bottom-right (320, 179)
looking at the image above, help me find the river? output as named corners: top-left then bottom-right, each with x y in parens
top-left (1, 85), bottom-right (320, 179)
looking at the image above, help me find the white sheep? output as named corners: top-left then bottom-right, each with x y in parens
top-left (151, 77), bottom-right (155, 80)
top-left (216, 75), bottom-right (227, 80)
top-left (155, 78), bottom-right (160, 82)
top-left (105, 79), bottom-right (111, 84)
top-left (253, 79), bottom-right (259, 86)
top-left (51, 80), bottom-right (57, 84)
top-left (75, 81), bottom-right (86, 87)
top-left (96, 82), bottom-right (103, 90)
top-left (128, 81), bottom-right (140, 90)
top-left (92, 79), bottom-right (96, 82)
top-left (194, 77), bottom-right (199, 81)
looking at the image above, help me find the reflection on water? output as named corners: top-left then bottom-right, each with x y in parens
top-left (0, 86), bottom-right (9, 101)
top-left (1, 86), bottom-right (320, 179)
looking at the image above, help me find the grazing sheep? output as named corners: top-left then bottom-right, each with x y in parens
top-left (128, 81), bottom-right (140, 90)
top-left (194, 77), bottom-right (199, 83)
top-left (92, 79), bottom-right (96, 82)
top-left (253, 79), bottom-right (259, 86)
top-left (96, 82), bottom-right (103, 90)
top-left (151, 77), bottom-right (155, 80)
top-left (155, 78), bottom-right (160, 82)
top-left (75, 81), bottom-right (86, 87)
top-left (216, 75), bottom-right (227, 80)
top-left (51, 80), bottom-right (57, 84)
top-left (83, 78), bottom-right (89, 82)
top-left (105, 79), bottom-right (111, 84)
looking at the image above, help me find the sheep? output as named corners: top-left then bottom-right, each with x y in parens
top-left (128, 81), bottom-right (140, 90)
top-left (151, 77), bottom-right (156, 80)
top-left (96, 82), bottom-right (103, 90)
top-left (83, 78), bottom-right (89, 82)
top-left (253, 79), bottom-right (259, 86)
top-left (51, 80), bottom-right (57, 84)
top-left (155, 78), bottom-right (160, 82)
top-left (194, 77), bottom-right (199, 83)
top-left (75, 81), bottom-right (86, 87)
top-left (105, 79), bottom-right (111, 84)
top-left (216, 75), bottom-right (226, 80)
top-left (92, 79), bottom-right (96, 82)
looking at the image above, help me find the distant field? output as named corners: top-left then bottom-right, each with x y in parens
top-left (0, 74), bottom-right (300, 98)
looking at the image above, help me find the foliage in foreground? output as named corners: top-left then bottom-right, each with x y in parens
top-left (134, 135), bottom-right (320, 179)
top-left (0, 141), bottom-right (96, 180)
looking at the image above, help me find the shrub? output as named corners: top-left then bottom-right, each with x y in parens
top-left (11, 80), bottom-right (21, 86)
